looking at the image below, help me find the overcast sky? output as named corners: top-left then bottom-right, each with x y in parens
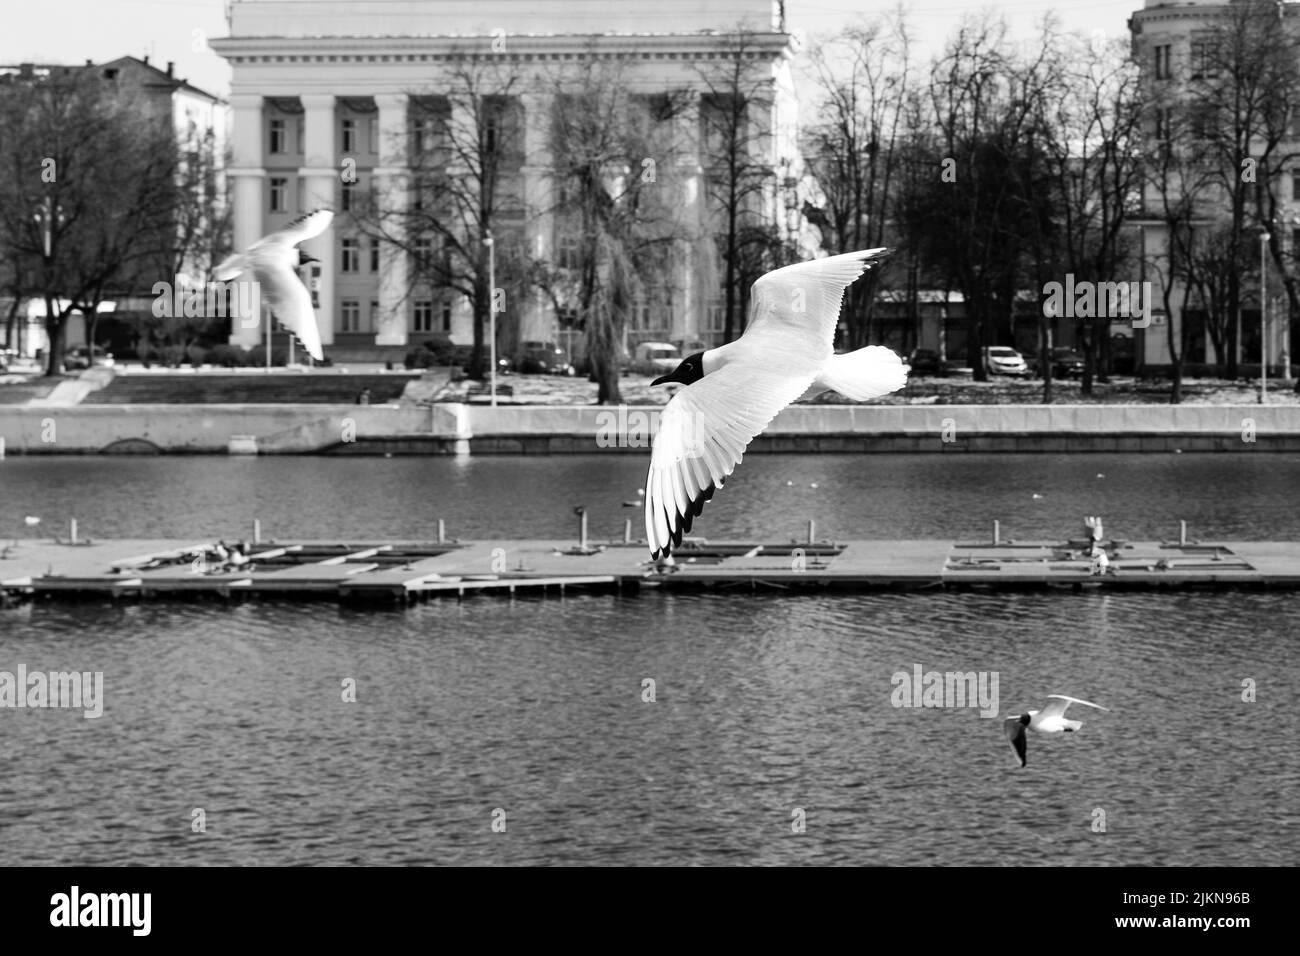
top-left (2, 0), bottom-right (1140, 99)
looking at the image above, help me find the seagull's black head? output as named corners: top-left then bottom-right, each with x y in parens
top-left (298, 249), bottom-right (320, 266)
top-left (651, 352), bottom-right (705, 387)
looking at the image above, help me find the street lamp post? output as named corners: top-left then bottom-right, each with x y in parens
top-left (1271, 213), bottom-right (1298, 381)
top-left (1261, 230), bottom-right (1269, 404)
top-left (485, 230), bottom-right (497, 407)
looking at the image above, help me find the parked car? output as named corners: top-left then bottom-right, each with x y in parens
top-left (63, 345), bottom-right (114, 370)
top-left (982, 346), bottom-right (1030, 377)
top-left (630, 341), bottom-right (681, 375)
top-left (906, 348), bottom-right (949, 377)
top-left (1041, 347), bottom-right (1085, 379)
top-left (517, 340), bottom-right (574, 375)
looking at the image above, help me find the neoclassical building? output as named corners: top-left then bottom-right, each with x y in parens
top-left (1128, 0), bottom-right (1300, 373)
top-left (212, 0), bottom-right (810, 361)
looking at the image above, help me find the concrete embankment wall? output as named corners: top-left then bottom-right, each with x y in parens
top-left (0, 404), bottom-right (470, 454)
top-left (0, 403), bottom-right (1297, 454)
top-left (465, 404), bottom-right (1300, 453)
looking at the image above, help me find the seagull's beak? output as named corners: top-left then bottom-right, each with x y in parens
top-left (650, 372), bottom-right (674, 387)
top-left (298, 251), bottom-right (320, 265)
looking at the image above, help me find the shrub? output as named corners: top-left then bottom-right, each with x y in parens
top-left (208, 344), bottom-right (249, 368)
top-left (160, 344), bottom-right (187, 368)
top-left (405, 349), bottom-right (436, 370)
top-left (422, 335), bottom-right (458, 366)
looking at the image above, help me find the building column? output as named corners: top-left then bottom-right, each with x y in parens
top-left (299, 94), bottom-right (337, 347)
top-left (673, 91), bottom-right (703, 345)
top-left (520, 92), bottom-right (554, 344)
top-left (373, 93), bottom-right (410, 346)
top-left (228, 93), bottom-right (265, 349)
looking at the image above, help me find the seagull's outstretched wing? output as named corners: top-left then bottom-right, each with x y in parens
top-left (645, 363), bottom-right (812, 560)
top-left (212, 254), bottom-right (248, 282)
top-left (261, 208), bottom-right (334, 250)
top-left (1004, 717), bottom-right (1028, 767)
top-left (254, 255), bottom-right (323, 361)
top-left (746, 248), bottom-right (890, 351)
top-left (1041, 694), bottom-right (1110, 720)
top-left (215, 211), bottom-right (334, 279)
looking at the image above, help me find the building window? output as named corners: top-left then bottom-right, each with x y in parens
top-left (414, 116), bottom-right (438, 155)
top-left (341, 180), bottom-right (354, 211)
top-left (1292, 171), bottom-right (1300, 202)
top-left (705, 300), bottom-right (725, 333)
top-left (413, 299), bottom-right (434, 332)
top-left (413, 235), bottom-right (432, 271)
top-left (341, 238), bottom-right (360, 273)
top-left (296, 118), bottom-right (304, 154)
top-left (1154, 108), bottom-right (1172, 142)
top-left (441, 299), bottom-right (453, 332)
top-left (341, 118), bottom-right (356, 154)
top-left (269, 118), bottom-right (286, 154)
top-left (370, 238), bottom-right (380, 272)
top-left (1154, 44), bottom-right (1171, 80)
top-left (370, 300), bottom-right (379, 331)
top-left (1190, 41), bottom-right (1219, 81)
top-left (557, 232), bottom-right (580, 270)
top-left (269, 177), bottom-right (288, 212)
top-left (368, 118), bottom-right (378, 154)
top-left (341, 299), bottom-right (360, 332)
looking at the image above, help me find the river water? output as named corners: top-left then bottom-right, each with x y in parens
top-left (1, 453), bottom-right (1297, 865)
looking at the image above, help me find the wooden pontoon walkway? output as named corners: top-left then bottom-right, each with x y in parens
top-left (5, 534), bottom-right (1300, 604)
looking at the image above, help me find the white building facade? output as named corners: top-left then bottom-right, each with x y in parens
top-left (211, 0), bottom-right (809, 360)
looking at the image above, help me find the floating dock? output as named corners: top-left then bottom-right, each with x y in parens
top-left (5, 533), bottom-right (1300, 604)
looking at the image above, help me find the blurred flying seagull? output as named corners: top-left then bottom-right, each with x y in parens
top-left (1004, 694), bottom-right (1110, 767)
top-left (213, 209), bottom-right (334, 361)
top-left (643, 248), bottom-right (906, 559)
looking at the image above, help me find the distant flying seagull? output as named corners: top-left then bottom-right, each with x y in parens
top-left (1004, 694), bottom-right (1110, 767)
top-left (24, 516), bottom-right (40, 526)
top-left (213, 209), bottom-right (334, 361)
top-left (643, 248), bottom-right (906, 559)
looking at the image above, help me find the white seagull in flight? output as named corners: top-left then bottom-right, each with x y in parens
top-left (643, 248), bottom-right (906, 559)
top-left (1004, 694), bottom-right (1110, 767)
top-left (213, 209), bottom-right (334, 361)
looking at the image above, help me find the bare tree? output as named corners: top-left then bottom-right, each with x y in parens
top-left (534, 57), bottom-right (694, 404)
top-left (0, 71), bottom-right (179, 375)
top-left (352, 56), bottom-right (524, 378)
top-left (1142, 84), bottom-right (1216, 403)
top-left (804, 11), bottom-right (913, 348)
top-left (1033, 29), bottom-right (1143, 396)
top-left (695, 27), bottom-right (791, 344)
top-left (898, 15), bottom-right (1051, 382)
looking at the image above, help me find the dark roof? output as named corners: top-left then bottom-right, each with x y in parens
top-left (0, 56), bottom-right (221, 102)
